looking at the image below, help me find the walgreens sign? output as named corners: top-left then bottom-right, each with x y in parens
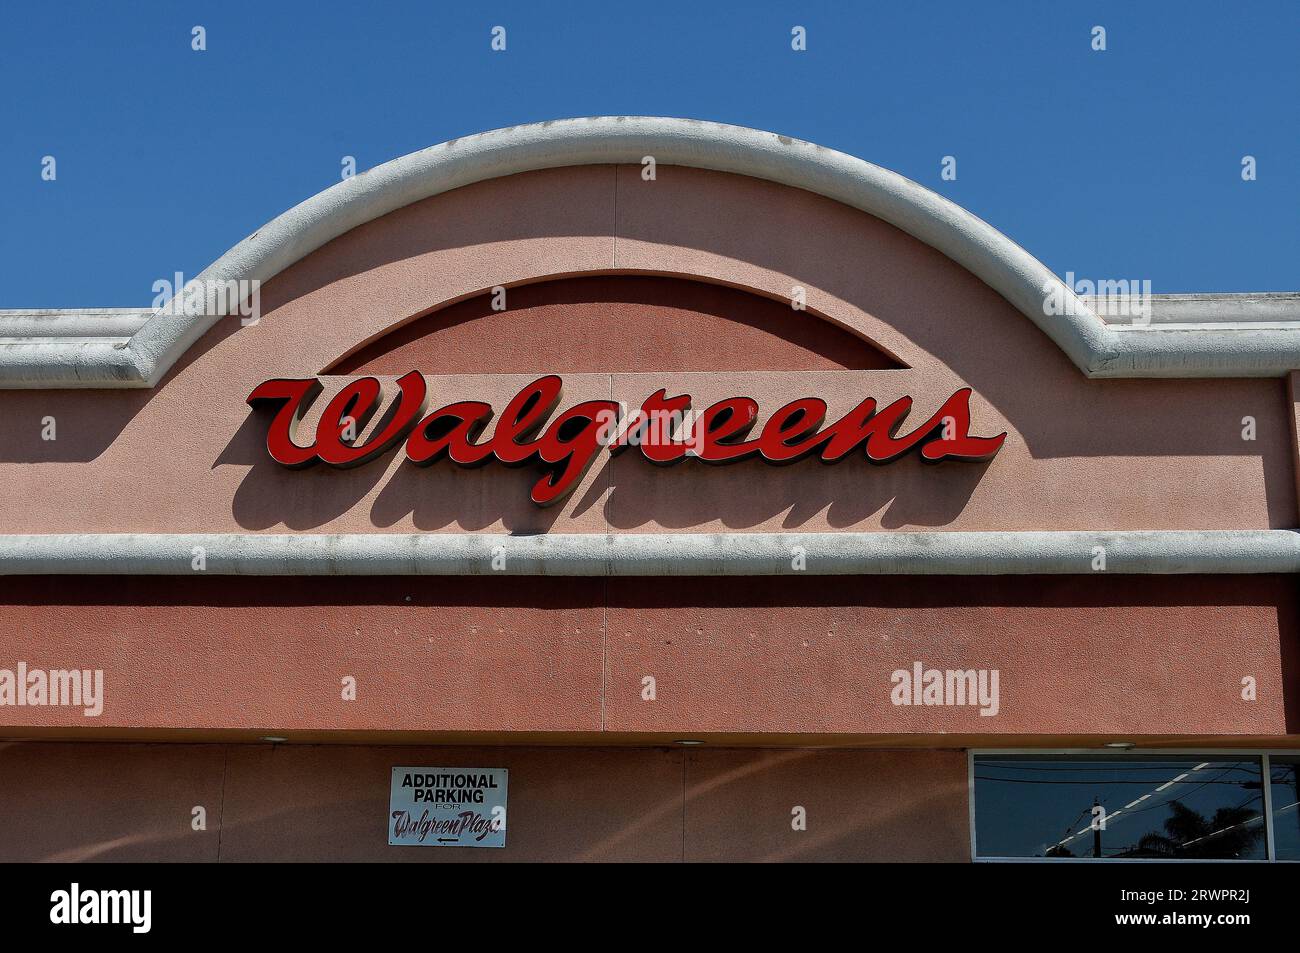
top-left (247, 373), bottom-right (1006, 506)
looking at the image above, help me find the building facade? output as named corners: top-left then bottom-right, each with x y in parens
top-left (1, 117), bottom-right (1298, 861)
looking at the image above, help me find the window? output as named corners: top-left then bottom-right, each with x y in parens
top-left (1270, 756), bottom-right (1300, 862)
top-left (973, 755), bottom-right (1269, 860)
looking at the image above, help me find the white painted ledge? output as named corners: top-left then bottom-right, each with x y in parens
top-left (1091, 294), bottom-right (1300, 327)
top-left (2, 117), bottom-right (1297, 388)
top-left (0, 531), bottom-right (1296, 575)
top-left (0, 308), bottom-right (151, 339)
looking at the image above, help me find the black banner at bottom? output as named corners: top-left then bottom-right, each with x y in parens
top-left (0, 861), bottom-right (1280, 940)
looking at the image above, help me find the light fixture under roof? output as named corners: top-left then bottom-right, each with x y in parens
top-left (674, 739), bottom-right (705, 746)
top-left (1104, 741), bottom-right (1136, 749)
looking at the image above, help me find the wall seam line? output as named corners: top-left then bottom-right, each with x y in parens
top-left (215, 743), bottom-right (229, 864)
top-left (681, 751), bottom-right (687, 863)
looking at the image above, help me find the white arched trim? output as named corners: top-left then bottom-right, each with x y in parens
top-left (3, 117), bottom-right (1298, 387)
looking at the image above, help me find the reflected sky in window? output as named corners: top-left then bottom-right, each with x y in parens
top-left (974, 756), bottom-right (1266, 859)
top-left (1271, 757), bottom-right (1300, 862)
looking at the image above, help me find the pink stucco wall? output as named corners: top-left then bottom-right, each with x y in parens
top-left (2, 574), bottom-right (1294, 736)
top-left (0, 166), bottom-right (1292, 535)
top-left (0, 741), bottom-right (970, 862)
top-left (2, 162), bottom-right (1294, 864)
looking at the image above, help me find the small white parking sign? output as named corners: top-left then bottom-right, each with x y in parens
top-left (389, 767), bottom-right (508, 847)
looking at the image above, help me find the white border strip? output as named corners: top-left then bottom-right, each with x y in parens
top-left (5, 117), bottom-right (1299, 387)
top-left (1, 530), bottom-right (1296, 575)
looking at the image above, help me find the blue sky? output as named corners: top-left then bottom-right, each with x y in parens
top-left (2, 0), bottom-right (1296, 307)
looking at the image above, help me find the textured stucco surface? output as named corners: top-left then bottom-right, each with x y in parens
top-left (682, 747), bottom-right (968, 862)
top-left (333, 274), bottom-right (900, 374)
top-left (0, 742), bottom-right (226, 862)
top-left (0, 167), bottom-right (1292, 535)
top-left (1, 575), bottom-right (1293, 736)
top-left (0, 742), bottom-right (970, 862)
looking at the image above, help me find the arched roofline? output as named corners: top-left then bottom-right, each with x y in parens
top-left (3, 116), bottom-right (1298, 387)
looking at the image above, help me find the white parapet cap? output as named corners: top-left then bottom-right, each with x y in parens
top-left (1089, 293), bottom-right (1300, 330)
top-left (0, 117), bottom-right (1297, 387)
top-left (0, 308), bottom-right (153, 336)
top-left (1, 531), bottom-right (1297, 576)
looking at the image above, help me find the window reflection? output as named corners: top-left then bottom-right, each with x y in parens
top-left (974, 756), bottom-right (1266, 860)
top-left (1271, 757), bottom-right (1300, 861)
